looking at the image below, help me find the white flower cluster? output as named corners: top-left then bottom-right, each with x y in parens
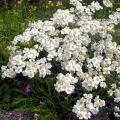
top-left (72, 94), bottom-right (105, 120)
top-left (108, 84), bottom-right (120, 103)
top-left (1, 0), bottom-right (120, 119)
top-left (1, 49), bottom-right (52, 78)
top-left (108, 84), bottom-right (120, 118)
top-left (114, 106), bottom-right (120, 118)
top-left (51, 9), bottom-right (74, 27)
top-left (103, 0), bottom-right (112, 8)
top-left (55, 73), bottom-right (78, 94)
top-left (82, 75), bottom-right (106, 91)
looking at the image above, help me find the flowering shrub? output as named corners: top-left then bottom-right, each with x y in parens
top-left (1, 0), bottom-right (120, 119)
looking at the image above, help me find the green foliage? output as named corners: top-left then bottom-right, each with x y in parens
top-left (0, 75), bottom-right (78, 119)
top-left (0, 83), bottom-right (11, 103)
top-left (0, 79), bottom-right (14, 109)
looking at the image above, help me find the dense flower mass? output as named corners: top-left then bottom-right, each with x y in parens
top-left (72, 94), bottom-right (105, 119)
top-left (55, 73), bottom-right (78, 94)
top-left (1, 0), bottom-right (120, 119)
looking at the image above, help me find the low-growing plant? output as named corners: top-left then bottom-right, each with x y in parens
top-left (1, 0), bottom-right (120, 120)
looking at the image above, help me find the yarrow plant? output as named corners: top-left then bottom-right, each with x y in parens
top-left (1, 0), bottom-right (120, 119)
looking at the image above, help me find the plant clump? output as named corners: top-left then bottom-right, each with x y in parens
top-left (1, 0), bottom-right (120, 119)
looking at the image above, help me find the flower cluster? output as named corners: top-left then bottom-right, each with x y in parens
top-left (55, 73), bottom-right (78, 94)
top-left (1, 0), bottom-right (120, 119)
top-left (82, 75), bottom-right (106, 91)
top-left (108, 84), bottom-right (120, 102)
top-left (1, 51), bottom-right (52, 78)
top-left (51, 9), bottom-right (74, 27)
top-left (72, 94), bottom-right (105, 119)
top-left (108, 84), bottom-right (120, 117)
top-left (103, 0), bottom-right (112, 7)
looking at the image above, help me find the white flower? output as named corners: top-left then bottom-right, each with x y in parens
top-left (55, 73), bottom-right (78, 94)
top-left (103, 0), bottom-right (112, 7)
top-left (22, 48), bottom-right (39, 60)
top-left (100, 82), bottom-right (107, 88)
top-left (116, 67), bottom-right (120, 74)
top-left (65, 60), bottom-right (82, 72)
top-left (51, 9), bottom-right (74, 27)
top-left (114, 106), bottom-right (120, 112)
top-left (72, 94), bottom-right (105, 120)
top-left (82, 76), bottom-right (106, 91)
top-left (47, 51), bottom-right (57, 61)
top-left (114, 113), bottom-right (120, 117)
top-left (108, 89), bottom-right (114, 96)
top-left (38, 63), bottom-right (52, 78)
top-left (89, 1), bottom-right (103, 12)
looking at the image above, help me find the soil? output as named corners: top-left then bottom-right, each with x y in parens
top-left (0, 110), bottom-right (34, 120)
